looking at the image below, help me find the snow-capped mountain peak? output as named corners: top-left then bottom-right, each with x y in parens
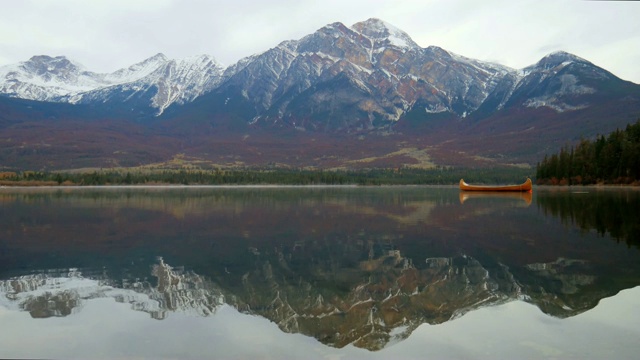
top-left (0, 55), bottom-right (108, 100)
top-left (178, 54), bottom-right (219, 64)
top-left (533, 51), bottom-right (590, 70)
top-left (0, 52), bottom-right (225, 115)
top-left (104, 53), bottom-right (170, 84)
top-left (25, 55), bottom-right (86, 75)
top-left (351, 18), bottom-right (419, 49)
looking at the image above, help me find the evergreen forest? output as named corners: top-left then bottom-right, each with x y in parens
top-left (536, 120), bottom-right (640, 185)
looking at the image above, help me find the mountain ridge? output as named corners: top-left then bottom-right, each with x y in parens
top-left (0, 52), bottom-right (225, 115)
top-left (2, 18), bottom-right (632, 120)
top-left (1, 17), bottom-right (639, 170)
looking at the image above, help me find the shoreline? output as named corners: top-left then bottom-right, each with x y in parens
top-left (0, 184), bottom-right (459, 189)
top-left (2, 183), bottom-right (639, 190)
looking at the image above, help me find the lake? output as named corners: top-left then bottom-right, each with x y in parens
top-left (1, 185), bottom-right (639, 359)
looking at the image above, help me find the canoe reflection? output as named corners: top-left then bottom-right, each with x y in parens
top-left (459, 191), bottom-right (533, 205)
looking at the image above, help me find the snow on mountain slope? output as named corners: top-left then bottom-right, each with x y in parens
top-left (154, 54), bottom-right (226, 111)
top-left (104, 53), bottom-right (171, 84)
top-left (0, 53), bottom-right (225, 115)
top-left (501, 51), bottom-right (617, 112)
top-left (351, 18), bottom-right (419, 51)
top-left (72, 54), bottom-right (225, 115)
top-left (0, 55), bottom-right (109, 101)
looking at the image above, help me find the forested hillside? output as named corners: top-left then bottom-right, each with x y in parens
top-left (536, 120), bottom-right (640, 185)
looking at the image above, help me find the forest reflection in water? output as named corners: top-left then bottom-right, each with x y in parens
top-left (0, 186), bottom-right (639, 357)
top-left (536, 187), bottom-right (640, 247)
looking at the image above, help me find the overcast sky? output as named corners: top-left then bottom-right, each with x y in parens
top-left (1, 0), bottom-right (638, 83)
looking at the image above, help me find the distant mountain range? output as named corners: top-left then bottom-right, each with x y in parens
top-left (0, 53), bottom-right (224, 115)
top-left (1, 18), bottom-right (639, 170)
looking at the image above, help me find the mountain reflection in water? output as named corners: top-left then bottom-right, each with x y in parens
top-left (0, 186), bottom-right (639, 353)
top-left (0, 259), bottom-right (223, 320)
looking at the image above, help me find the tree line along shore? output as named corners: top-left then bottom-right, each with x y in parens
top-left (0, 167), bottom-right (532, 187)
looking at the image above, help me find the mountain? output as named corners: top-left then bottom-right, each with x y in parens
top-left (0, 53), bottom-right (224, 116)
top-left (500, 51), bottom-right (623, 112)
top-left (1, 18), bottom-right (639, 170)
top-left (192, 19), bottom-right (638, 132)
top-left (71, 53), bottom-right (224, 116)
top-left (0, 55), bottom-right (108, 101)
top-left (200, 18), bottom-right (516, 132)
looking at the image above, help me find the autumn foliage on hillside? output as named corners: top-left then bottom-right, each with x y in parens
top-left (536, 120), bottom-right (640, 185)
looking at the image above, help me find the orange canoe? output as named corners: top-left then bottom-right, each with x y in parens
top-left (459, 178), bottom-right (532, 192)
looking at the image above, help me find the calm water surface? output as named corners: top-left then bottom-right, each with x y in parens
top-left (1, 186), bottom-right (639, 359)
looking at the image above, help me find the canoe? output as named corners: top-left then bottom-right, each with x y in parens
top-left (459, 178), bottom-right (532, 192)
